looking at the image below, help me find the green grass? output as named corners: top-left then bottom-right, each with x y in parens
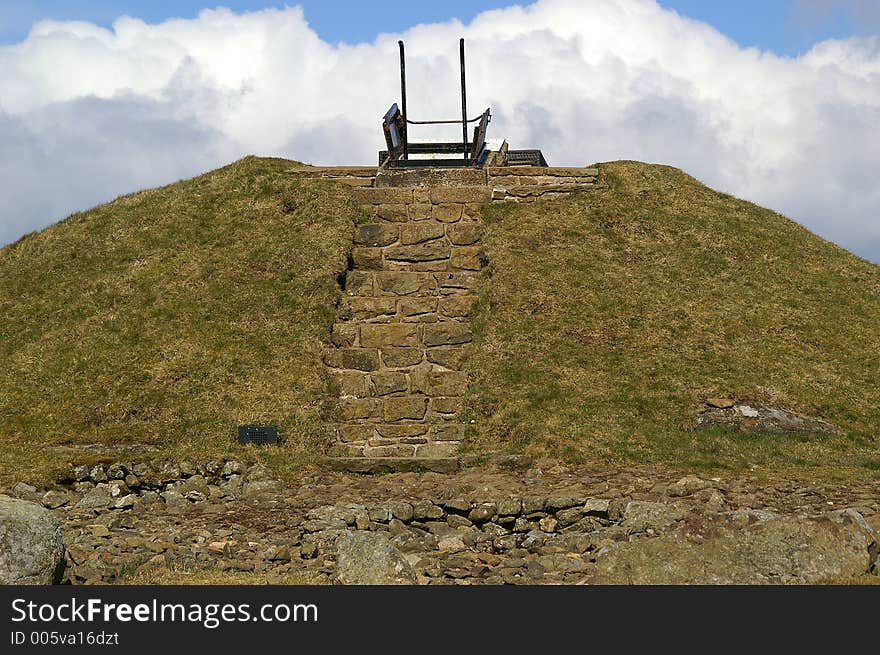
top-left (2, 157), bottom-right (878, 486)
top-left (464, 161), bottom-right (880, 480)
top-left (0, 157), bottom-right (357, 486)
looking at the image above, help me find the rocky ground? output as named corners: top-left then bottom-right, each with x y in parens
top-left (7, 457), bottom-right (880, 585)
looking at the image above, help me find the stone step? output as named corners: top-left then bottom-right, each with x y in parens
top-left (335, 422), bottom-right (463, 443)
top-left (343, 271), bottom-right (479, 297)
top-left (325, 457), bottom-right (459, 474)
top-left (354, 183), bottom-right (493, 205)
top-left (335, 390), bottom-right (468, 421)
top-left (325, 342), bottom-right (467, 369)
top-left (330, 368), bottom-right (468, 400)
top-left (349, 244), bottom-right (484, 273)
top-left (375, 167), bottom-right (487, 188)
top-left (330, 440), bottom-right (460, 459)
top-left (325, 322), bottom-right (473, 353)
top-left (353, 220), bottom-right (483, 248)
top-left (335, 294), bottom-right (476, 322)
top-left (486, 166), bottom-right (599, 177)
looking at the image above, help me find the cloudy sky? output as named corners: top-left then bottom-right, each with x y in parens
top-left (1, 0), bottom-right (879, 262)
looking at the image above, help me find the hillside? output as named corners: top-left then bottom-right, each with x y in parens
top-left (0, 157), bottom-right (357, 484)
top-left (465, 161), bottom-right (880, 478)
top-left (1, 157), bottom-right (878, 486)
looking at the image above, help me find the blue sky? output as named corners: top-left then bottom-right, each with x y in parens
top-left (0, 0), bottom-right (874, 55)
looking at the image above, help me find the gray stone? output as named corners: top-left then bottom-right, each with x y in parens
top-left (76, 489), bottom-right (112, 509)
top-left (242, 479), bottom-right (280, 498)
top-left (113, 494), bottom-right (137, 510)
top-left (468, 503), bottom-right (497, 524)
top-left (620, 501), bottom-right (685, 534)
top-left (138, 490), bottom-right (161, 505)
top-left (592, 513), bottom-right (873, 584)
top-left (482, 522), bottom-right (509, 536)
top-left (443, 498), bottom-right (472, 514)
top-left (184, 490), bottom-right (207, 503)
top-left (514, 517), bottom-right (536, 533)
top-left (521, 497), bottom-right (544, 514)
top-left (388, 501), bottom-right (414, 522)
top-left (222, 460), bottom-right (245, 477)
top-left (0, 495), bottom-right (65, 584)
top-left (106, 480), bottom-right (129, 498)
top-left (335, 532), bottom-right (417, 585)
top-left (521, 530), bottom-right (547, 551)
top-left (219, 474), bottom-right (244, 498)
top-left (437, 534), bottom-right (468, 552)
top-left (89, 464), bottom-right (108, 483)
top-left (545, 496), bottom-right (583, 511)
top-left (106, 463), bottom-right (127, 480)
top-left (447, 514), bottom-right (473, 529)
top-left (160, 490), bottom-right (188, 507)
top-left (368, 506), bottom-right (392, 523)
top-left (667, 475), bottom-right (711, 497)
top-left (308, 505), bottom-right (360, 525)
top-left (537, 553), bottom-right (588, 573)
top-left (245, 464), bottom-right (272, 482)
top-left (556, 507), bottom-right (583, 527)
top-left (412, 500), bottom-right (444, 520)
top-left (302, 519), bottom-right (347, 533)
top-left (12, 482), bottom-right (38, 501)
top-left (41, 491), bottom-right (70, 509)
top-left (582, 498), bottom-right (611, 518)
top-left (180, 474), bottom-right (209, 497)
top-left (497, 497), bottom-right (522, 516)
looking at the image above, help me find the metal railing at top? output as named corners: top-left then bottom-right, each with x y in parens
top-left (381, 38), bottom-right (492, 168)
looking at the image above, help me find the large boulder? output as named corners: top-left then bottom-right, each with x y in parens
top-left (592, 511), bottom-right (872, 584)
top-left (335, 531), bottom-right (416, 585)
top-left (0, 495), bottom-right (66, 584)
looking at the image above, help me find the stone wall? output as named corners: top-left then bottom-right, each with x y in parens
top-left (289, 164), bottom-right (602, 470)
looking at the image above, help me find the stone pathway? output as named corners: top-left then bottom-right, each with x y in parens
top-left (312, 164), bottom-right (601, 471)
top-left (324, 180), bottom-right (491, 467)
top-left (11, 458), bottom-right (878, 585)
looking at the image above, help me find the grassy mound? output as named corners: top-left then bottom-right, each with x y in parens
top-left (0, 157), bottom-right (356, 485)
top-left (466, 161), bottom-right (880, 479)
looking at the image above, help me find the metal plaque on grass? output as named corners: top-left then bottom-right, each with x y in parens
top-left (237, 425), bottom-right (279, 446)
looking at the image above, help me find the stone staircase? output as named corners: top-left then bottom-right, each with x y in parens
top-left (287, 164), bottom-right (601, 473)
top-left (323, 174), bottom-right (493, 473)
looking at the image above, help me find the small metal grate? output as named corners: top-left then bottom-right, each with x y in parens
top-left (506, 149), bottom-right (548, 166)
top-left (237, 425), bottom-right (279, 446)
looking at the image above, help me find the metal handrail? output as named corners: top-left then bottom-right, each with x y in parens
top-left (406, 116), bottom-right (485, 125)
top-left (386, 38), bottom-right (490, 167)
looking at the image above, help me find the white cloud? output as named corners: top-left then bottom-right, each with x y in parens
top-left (1, 0), bottom-right (879, 262)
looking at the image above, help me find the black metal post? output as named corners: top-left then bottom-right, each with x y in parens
top-left (399, 40), bottom-right (408, 160)
top-left (460, 38), bottom-right (468, 160)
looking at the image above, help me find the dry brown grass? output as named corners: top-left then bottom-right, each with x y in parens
top-left (3, 157), bottom-right (878, 487)
top-left (464, 161), bottom-right (880, 481)
top-left (0, 157), bottom-right (357, 486)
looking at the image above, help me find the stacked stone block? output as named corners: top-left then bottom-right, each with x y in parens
top-left (324, 183), bottom-right (492, 463)
top-left (280, 163), bottom-right (603, 469)
top-left (486, 166), bottom-right (600, 201)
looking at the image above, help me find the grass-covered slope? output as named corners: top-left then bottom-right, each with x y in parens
top-left (466, 161), bottom-right (880, 478)
top-left (0, 157), bottom-right (356, 484)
